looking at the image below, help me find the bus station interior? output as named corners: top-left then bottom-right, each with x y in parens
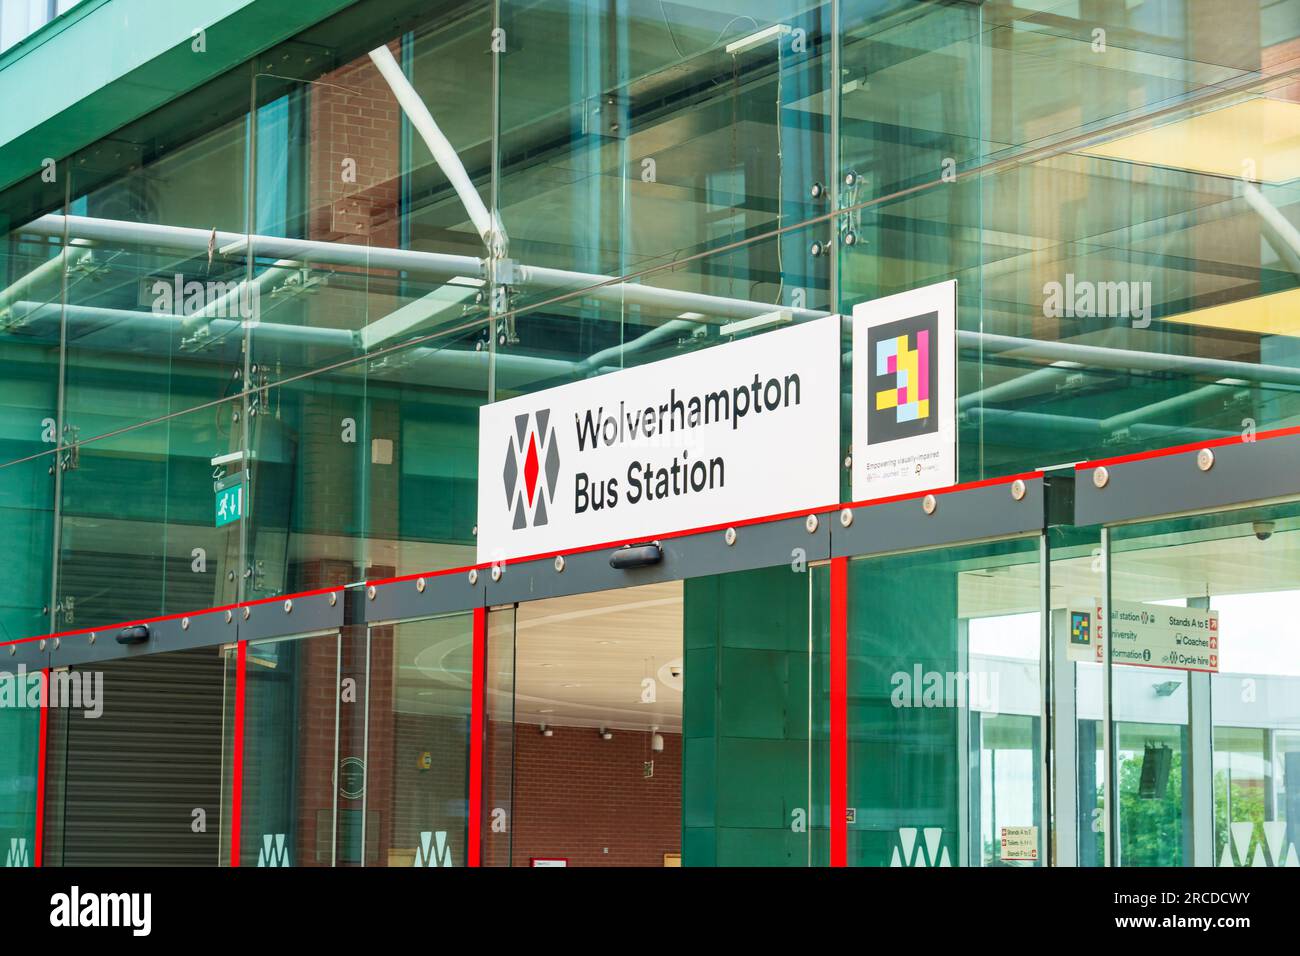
top-left (0, 0), bottom-right (1298, 866)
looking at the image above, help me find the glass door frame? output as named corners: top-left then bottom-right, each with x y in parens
top-left (1076, 426), bottom-right (1300, 867)
top-left (827, 469), bottom-right (1053, 866)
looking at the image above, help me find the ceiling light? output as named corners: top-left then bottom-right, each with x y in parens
top-left (725, 24), bottom-right (792, 56)
top-left (720, 309), bottom-right (792, 337)
top-left (357, 284), bottom-right (478, 350)
top-left (448, 275), bottom-right (485, 288)
top-left (540, 724), bottom-right (553, 737)
top-left (677, 311), bottom-right (705, 320)
top-left (599, 727), bottom-right (613, 741)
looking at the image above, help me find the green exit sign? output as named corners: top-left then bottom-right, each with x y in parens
top-left (215, 476), bottom-right (244, 527)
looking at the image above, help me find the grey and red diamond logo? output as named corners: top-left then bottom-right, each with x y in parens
top-left (503, 409), bottom-right (559, 529)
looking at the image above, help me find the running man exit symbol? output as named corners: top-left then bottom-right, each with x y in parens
top-left (215, 479), bottom-right (244, 527)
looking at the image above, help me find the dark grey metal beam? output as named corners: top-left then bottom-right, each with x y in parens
top-left (238, 589), bottom-right (344, 643)
top-left (363, 569), bottom-right (486, 626)
top-left (1075, 432), bottom-right (1300, 527)
top-left (34, 587), bottom-right (346, 668)
top-left (481, 514), bottom-right (831, 606)
top-left (1, 637), bottom-right (49, 673)
top-left (831, 475), bottom-right (1046, 558)
top-left (47, 607), bottom-right (239, 669)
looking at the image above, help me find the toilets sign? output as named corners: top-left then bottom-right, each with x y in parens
top-left (477, 316), bottom-right (841, 563)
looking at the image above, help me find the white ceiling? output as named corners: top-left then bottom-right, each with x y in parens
top-left (501, 580), bottom-right (684, 733)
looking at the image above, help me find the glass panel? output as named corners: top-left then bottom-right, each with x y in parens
top-left (503, 582), bottom-right (683, 867)
top-left (227, 629), bottom-right (349, 867)
top-left (1110, 497), bottom-right (1300, 868)
top-left (0, 211), bottom-right (64, 645)
top-left (1049, 522), bottom-right (1107, 867)
top-left (483, 604), bottom-right (515, 867)
top-left (247, 334), bottom-right (486, 600)
top-left (336, 623), bottom-right (371, 866)
top-left (365, 612), bottom-right (473, 867)
top-left (0, 666), bottom-right (41, 866)
top-left (835, 0), bottom-right (1300, 479)
top-left (492, 217), bottom-right (834, 405)
top-left (685, 563), bottom-right (823, 866)
top-left (498, 0), bottom-right (833, 312)
top-left (0, 455), bottom-right (54, 646)
top-left (846, 535), bottom-right (1043, 867)
top-left (62, 118), bottom-right (250, 439)
top-left (55, 400), bottom-right (244, 630)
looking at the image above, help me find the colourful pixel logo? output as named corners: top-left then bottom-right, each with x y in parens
top-left (1070, 611), bottom-right (1091, 647)
top-left (866, 311), bottom-right (939, 444)
top-left (875, 330), bottom-right (930, 422)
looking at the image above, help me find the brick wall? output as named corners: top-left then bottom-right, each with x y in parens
top-left (502, 723), bottom-right (681, 867)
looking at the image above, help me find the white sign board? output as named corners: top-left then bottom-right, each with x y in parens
top-left (1000, 825), bottom-right (1038, 862)
top-left (477, 316), bottom-right (841, 564)
top-left (1067, 599), bottom-right (1219, 672)
top-left (851, 280), bottom-right (957, 500)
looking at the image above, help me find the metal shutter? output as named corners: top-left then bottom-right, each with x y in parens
top-left (54, 647), bottom-right (226, 866)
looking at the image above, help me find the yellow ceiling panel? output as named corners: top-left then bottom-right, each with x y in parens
top-left (1165, 286), bottom-right (1300, 335)
top-left (1080, 97), bottom-right (1300, 185)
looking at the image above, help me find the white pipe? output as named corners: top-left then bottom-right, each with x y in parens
top-left (0, 244), bottom-right (92, 314)
top-left (1098, 379), bottom-right (1252, 432)
top-left (966, 330), bottom-right (1300, 387)
top-left (21, 214), bottom-right (483, 281)
top-left (368, 44), bottom-right (499, 249)
top-left (179, 260), bottom-right (301, 335)
top-left (517, 262), bottom-right (827, 322)
top-left (1243, 182), bottom-right (1300, 264)
top-left (21, 214), bottom-right (824, 324)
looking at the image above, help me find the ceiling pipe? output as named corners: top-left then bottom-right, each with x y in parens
top-left (19, 214), bottom-right (823, 324)
top-left (368, 44), bottom-right (504, 256)
top-left (967, 331), bottom-right (1300, 388)
top-left (21, 214), bottom-right (484, 282)
top-left (1242, 182), bottom-right (1300, 275)
top-left (0, 243), bottom-right (93, 317)
top-left (1098, 379), bottom-right (1254, 433)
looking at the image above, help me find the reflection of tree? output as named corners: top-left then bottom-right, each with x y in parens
top-left (1213, 771), bottom-right (1266, 865)
top-left (1114, 750), bottom-right (1183, 866)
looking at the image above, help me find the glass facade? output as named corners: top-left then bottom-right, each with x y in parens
top-left (0, 0), bottom-right (1298, 868)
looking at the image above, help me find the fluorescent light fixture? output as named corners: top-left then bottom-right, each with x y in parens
top-left (677, 311), bottom-right (705, 320)
top-left (358, 284), bottom-right (478, 351)
top-left (448, 275), bottom-right (485, 288)
top-left (210, 450), bottom-right (246, 467)
top-left (1079, 97), bottom-right (1300, 185)
top-left (720, 308), bottom-right (793, 337)
top-left (725, 24), bottom-right (792, 55)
